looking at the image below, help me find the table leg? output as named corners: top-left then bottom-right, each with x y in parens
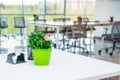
top-left (89, 25), bottom-right (94, 57)
top-left (56, 27), bottom-right (59, 49)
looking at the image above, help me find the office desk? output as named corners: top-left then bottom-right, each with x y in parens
top-left (27, 21), bottom-right (75, 49)
top-left (0, 49), bottom-right (120, 80)
top-left (27, 21), bottom-right (114, 50)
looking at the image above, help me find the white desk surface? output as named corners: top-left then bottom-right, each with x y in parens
top-left (27, 20), bottom-right (114, 27)
top-left (1, 49), bottom-right (120, 80)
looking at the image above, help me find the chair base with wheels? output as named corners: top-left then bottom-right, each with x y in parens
top-left (68, 39), bottom-right (89, 54)
top-left (98, 22), bottom-right (120, 56)
top-left (98, 37), bottom-right (120, 56)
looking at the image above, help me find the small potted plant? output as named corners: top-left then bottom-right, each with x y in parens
top-left (33, 14), bottom-right (39, 21)
top-left (77, 16), bottom-right (82, 23)
top-left (28, 32), bottom-right (52, 66)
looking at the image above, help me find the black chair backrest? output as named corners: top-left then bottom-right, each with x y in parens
top-left (53, 18), bottom-right (71, 22)
top-left (82, 18), bottom-right (89, 23)
top-left (72, 21), bottom-right (87, 38)
top-left (111, 21), bottom-right (120, 39)
top-left (14, 17), bottom-right (26, 28)
top-left (82, 18), bottom-right (89, 24)
top-left (0, 17), bottom-right (8, 28)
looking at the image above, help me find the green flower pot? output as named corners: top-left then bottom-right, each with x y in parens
top-left (32, 48), bottom-right (52, 66)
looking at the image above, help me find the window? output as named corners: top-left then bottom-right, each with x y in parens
top-left (0, 0), bottom-right (21, 14)
top-left (46, 0), bottom-right (64, 14)
top-left (0, 0), bottom-right (96, 33)
top-left (23, 0), bottom-right (44, 15)
top-left (66, 0), bottom-right (95, 19)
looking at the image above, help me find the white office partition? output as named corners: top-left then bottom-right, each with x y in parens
top-left (94, 0), bottom-right (120, 37)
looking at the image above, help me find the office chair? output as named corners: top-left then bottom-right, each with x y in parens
top-left (82, 18), bottom-right (96, 43)
top-left (0, 17), bottom-right (9, 53)
top-left (53, 17), bottom-right (71, 50)
top-left (13, 17), bottom-right (26, 52)
top-left (98, 21), bottom-right (120, 56)
top-left (68, 21), bottom-right (88, 54)
top-left (81, 18), bottom-right (90, 44)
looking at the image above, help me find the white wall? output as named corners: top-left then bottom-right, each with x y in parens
top-left (94, 0), bottom-right (120, 37)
